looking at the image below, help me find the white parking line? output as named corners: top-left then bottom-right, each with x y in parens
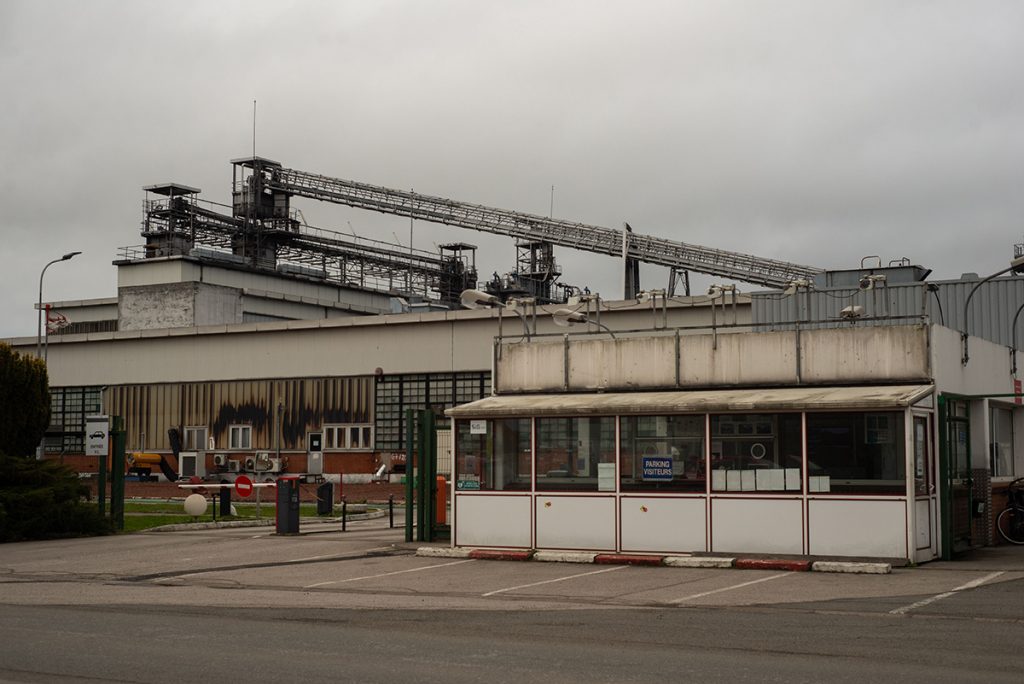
top-left (303, 559), bottom-right (476, 588)
top-left (889, 571), bottom-right (1005, 615)
top-left (288, 546), bottom-right (394, 564)
top-left (671, 572), bottom-right (790, 604)
top-left (482, 565), bottom-right (627, 597)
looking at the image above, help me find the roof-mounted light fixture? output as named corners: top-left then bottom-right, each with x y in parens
top-left (552, 308), bottom-right (616, 339)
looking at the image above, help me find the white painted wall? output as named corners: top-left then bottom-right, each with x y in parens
top-left (807, 499), bottom-right (908, 558)
top-left (711, 498), bottom-right (804, 555)
top-left (535, 496), bottom-right (617, 550)
top-left (455, 495), bottom-right (532, 548)
top-left (619, 496), bottom-right (706, 553)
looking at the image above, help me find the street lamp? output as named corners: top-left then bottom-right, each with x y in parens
top-left (36, 251), bottom-right (81, 360)
top-left (958, 254), bottom-right (1024, 362)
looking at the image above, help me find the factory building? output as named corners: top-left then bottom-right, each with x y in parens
top-left (7, 155), bottom-right (1023, 562)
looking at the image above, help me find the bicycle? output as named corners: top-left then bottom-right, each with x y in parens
top-left (996, 477), bottom-right (1024, 545)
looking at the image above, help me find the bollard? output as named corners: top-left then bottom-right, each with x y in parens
top-left (341, 498), bottom-right (347, 532)
top-left (389, 494), bottom-right (394, 529)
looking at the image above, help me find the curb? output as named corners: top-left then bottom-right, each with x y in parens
top-left (415, 547), bottom-right (895, 574)
top-left (534, 551), bottom-right (597, 564)
top-left (665, 556), bottom-right (735, 568)
top-left (594, 553), bottom-right (664, 566)
top-left (416, 547), bottom-right (474, 559)
top-left (468, 549), bottom-right (534, 562)
top-left (734, 558), bottom-right (811, 572)
top-left (812, 561), bottom-right (891, 574)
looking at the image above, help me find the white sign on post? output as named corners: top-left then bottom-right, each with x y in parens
top-left (85, 415), bottom-right (109, 457)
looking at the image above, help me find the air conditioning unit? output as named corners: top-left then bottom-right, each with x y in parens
top-left (254, 451), bottom-right (272, 471)
top-left (266, 457), bottom-right (283, 473)
top-left (244, 457), bottom-right (257, 471)
top-left (307, 451), bottom-right (323, 475)
top-left (228, 460), bottom-right (241, 473)
top-left (212, 454), bottom-right (227, 468)
top-left (178, 452), bottom-right (204, 479)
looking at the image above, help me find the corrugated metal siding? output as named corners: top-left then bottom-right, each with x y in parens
top-left (752, 277), bottom-right (1024, 347)
top-left (108, 376), bottom-right (374, 452)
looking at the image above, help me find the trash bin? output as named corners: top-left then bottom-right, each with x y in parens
top-left (276, 476), bottom-right (301, 534)
top-left (316, 481), bottom-right (333, 516)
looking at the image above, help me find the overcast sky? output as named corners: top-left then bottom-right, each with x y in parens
top-left (2, 0), bottom-right (1023, 339)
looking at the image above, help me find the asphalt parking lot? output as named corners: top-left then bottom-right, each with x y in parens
top-left (2, 515), bottom-right (1022, 621)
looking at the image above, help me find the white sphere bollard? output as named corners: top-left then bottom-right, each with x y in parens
top-left (183, 493), bottom-right (208, 517)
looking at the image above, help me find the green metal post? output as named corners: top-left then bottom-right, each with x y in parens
top-left (937, 396), bottom-right (952, 561)
top-left (404, 408), bottom-right (414, 542)
top-left (97, 433), bottom-right (107, 519)
top-left (416, 410), bottom-right (428, 542)
top-left (110, 416), bottom-right (126, 531)
top-left (423, 410), bottom-right (437, 542)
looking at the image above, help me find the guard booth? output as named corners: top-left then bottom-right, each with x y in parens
top-left (447, 385), bottom-right (938, 562)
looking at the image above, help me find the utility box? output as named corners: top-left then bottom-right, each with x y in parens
top-left (316, 481), bottom-right (333, 516)
top-left (276, 476), bottom-right (301, 534)
top-left (307, 451), bottom-right (324, 475)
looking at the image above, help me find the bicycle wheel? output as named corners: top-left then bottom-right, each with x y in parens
top-left (996, 506), bottom-right (1024, 545)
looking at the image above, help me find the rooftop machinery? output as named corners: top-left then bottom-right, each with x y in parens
top-left (137, 156), bottom-right (825, 308)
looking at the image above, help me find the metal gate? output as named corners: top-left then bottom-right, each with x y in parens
top-left (939, 395), bottom-right (973, 558)
top-left (403, 409), bottom-right (451, 542)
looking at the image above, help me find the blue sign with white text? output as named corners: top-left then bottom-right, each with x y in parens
top-left (641, 456), bottom-right (674, 481)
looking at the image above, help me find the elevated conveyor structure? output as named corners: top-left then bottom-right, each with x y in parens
top-left (265, 166), bottom-right (824, 289)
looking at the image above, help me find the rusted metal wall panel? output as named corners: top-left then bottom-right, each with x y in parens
top-left (108, 376), bottom-right (374, 453)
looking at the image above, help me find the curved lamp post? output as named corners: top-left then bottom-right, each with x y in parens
top-left (36, 251), bottom-right (81, 359)
top-left (962, 255), bottom-right (1024, 365)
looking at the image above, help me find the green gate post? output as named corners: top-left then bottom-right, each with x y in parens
top-left (97, 432), bottom-right (107, 520)
top-left (405, 408), bottom-right (415, 543)
top-left (937, 396), bottom-right (954, 561)
top-left (110, 416), bottom-right (126, 531)
top-left (422, 410), bottom-right (437, 542)
top-left (415, 410), bottom-right (428, 542)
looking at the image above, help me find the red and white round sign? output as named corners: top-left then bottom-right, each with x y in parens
top-left (234, 475), bottom-right (254, 497)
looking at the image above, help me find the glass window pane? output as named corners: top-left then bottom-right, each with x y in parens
top-left (620, 415), bottom-right (705, 492)
top-left (455, 418), bottom-right (531, 491)
top-left (806, 412), bottom-right (906, 494)
top-left (990, 407), bottom-right (1015, 477)
top-left (711, 414), bottom-right (802, 493)
top-left (535, 417), bottom-right (615, 492)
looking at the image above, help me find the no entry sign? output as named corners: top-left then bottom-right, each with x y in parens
top-left (235, 475), bottom-right (254, 497)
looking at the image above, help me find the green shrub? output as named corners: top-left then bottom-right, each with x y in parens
top-left (0, 453), bottom-right (111, 542)
top-left (0, 343), bottom-right (50, 458)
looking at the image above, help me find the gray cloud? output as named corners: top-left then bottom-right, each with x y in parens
top-left (3, 0), bottom-right (1023, 338)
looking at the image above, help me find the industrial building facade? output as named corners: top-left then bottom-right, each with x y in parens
top-left (7, 156), bottom-right (1024, 562)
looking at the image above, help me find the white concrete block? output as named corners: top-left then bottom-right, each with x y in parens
top-left (664, 556), bottom-right (735, 568)
top-left (415, 546), bottom-right (473, 558)
top-left (811, 561), bottom-right (891, 574)
top-left (534, 551), bottom-right (598, 564)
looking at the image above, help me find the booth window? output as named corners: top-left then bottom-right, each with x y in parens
top-left (990, 406), bottom-right (1015, 478)
top-left (620, 415), bottom-right (705, 492)
top-left (454, 418), bottom-right (531, 491)
top-left (711, 413), bottom-right (802, 493)
top-left (806, 412), bottom-right (906, 494)
top-left (535, 416), bottom-right (616, 491)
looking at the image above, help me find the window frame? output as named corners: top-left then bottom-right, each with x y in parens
top-left (228, 424), bottom-right (252, 450)
top-left (323, 423), bottom-right (375, 452)
top-left (990, 404), bottom-right (1016, 479)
